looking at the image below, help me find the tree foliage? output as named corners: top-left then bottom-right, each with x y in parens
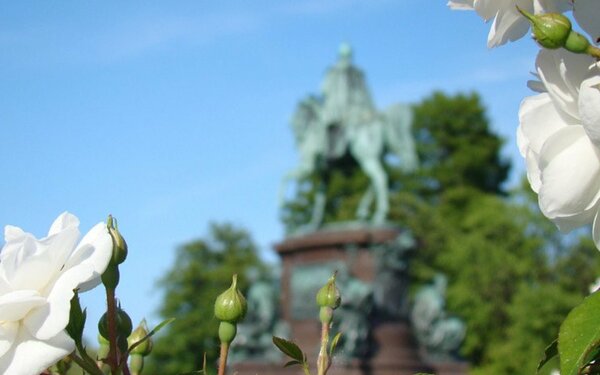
top-left (146, 223), bottom-right (267, 374)
top-left (411, 92), bottom-right (510, 197)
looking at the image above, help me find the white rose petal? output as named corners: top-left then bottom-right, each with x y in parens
top-left (0, 212), bottom-right (112, 375)
top-left (579, 74), bottom-right (600, 147)
top-left (518, 50), bottom-right (600, 248)
top-left (537, 125), bottom-right (600, 219)
top-left (574, 0), bottom-right (600, 44)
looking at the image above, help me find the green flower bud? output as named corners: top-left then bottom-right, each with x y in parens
top-left (97, 332), bottom-right (109, 360)
top-left (98, 307), bottom-right (133, 341)
top-left (214, 274), bottom-right (247, 323)
top-left (49, 356), bottom-right (72, 374)
top-left (130, 354), bottom-right (144, 374)
top-left (98, 332), bottom-right (109, 346)
top-left (565, 30), bottom-right (591, 54)
top-left (518, 7), bottom-right (571, 49)
top-left (128, 319), bottom-right (153, 356)
top-left (316, 273), bottom-right (341, 310)
top-left (107, 215), bottom-right (128, 265)
top-left (218, 321), bottom-right (237, 344)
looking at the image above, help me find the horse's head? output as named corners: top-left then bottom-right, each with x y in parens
top-left (291, 96), bottom-right (321, 143)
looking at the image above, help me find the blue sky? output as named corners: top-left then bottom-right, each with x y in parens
top-left (0, 1), bottom-right (541, 340)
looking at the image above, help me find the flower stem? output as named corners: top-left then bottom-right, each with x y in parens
top-left (217, 342), bottom-right (230, 375)
top-left (317, 320), bottom-right (331, 375)
top-left (587, 45), bottom-right (600, 60)
top-left (105, 288), bottom-right (120, 375)
top-left (69, 352), bottom-right (105, 375)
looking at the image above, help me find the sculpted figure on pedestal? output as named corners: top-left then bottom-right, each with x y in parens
top-left (280, 44), bottom-right (418, 232)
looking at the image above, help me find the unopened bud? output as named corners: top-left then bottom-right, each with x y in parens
top-left (107, 215), bottom-right (128, 265)
top-left (98, 307), bottom-right (133, 341)
top-left (128, 319), bottom-right (153, 356)
top-left (518, 7), bottom-right (571, 49)
top-left (316, 273), bottom-right (341, 310)
top-left (214, 274), bottom-right (247, 323)
top-left (49, 356), bottom-right (72, 374)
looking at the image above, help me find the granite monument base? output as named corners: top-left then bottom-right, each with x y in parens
top-left (232, 226), bottom-right (467, 374)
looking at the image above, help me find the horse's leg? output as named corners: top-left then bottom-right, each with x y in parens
top-left (356, 184), bottom-right (374, 221)
top-left (351, 122), bottom-right (388, 224)
top-left (308, 186), bottom-right (326, 230)
top-left (278, 154), bottom-right (315, 207)
top-left (356, 156), bottom-right (388, 225)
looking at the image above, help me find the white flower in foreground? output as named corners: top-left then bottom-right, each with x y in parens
top-left (518, 49), bottom-right (600, 248)
top-left (447, 0), bottom-right (571, 47)
top-left (573, 0), bottom-right (600, 45)
top-left (0, 212), bottom-right (112, 375)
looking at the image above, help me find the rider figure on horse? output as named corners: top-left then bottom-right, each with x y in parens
top-left (320, 43), bottom-right (378, 160)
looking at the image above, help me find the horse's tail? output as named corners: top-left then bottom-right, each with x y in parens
top-left (382, 103), bottom-right (419, 172)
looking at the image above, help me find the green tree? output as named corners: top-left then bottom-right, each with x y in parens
top-left (146, 223), bottom-right (267, 374)
top-left (410, 91), bottom-right (510, 198)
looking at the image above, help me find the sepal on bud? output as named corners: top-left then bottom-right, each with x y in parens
top-left (65, 290), bottom-right (86, 347)
top-left (107, 215), bottom-right (128, 265)
top-left (316, 272), bottom-right (341, 310)
top-left (214, 274), bottom-right (247, 323)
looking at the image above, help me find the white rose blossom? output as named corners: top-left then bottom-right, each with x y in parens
top-left (0, 212), bottom-right (112, 375)
top-left (518, 49), bottom-right (600, 248)
top-left (447, 0), bottom-right (571, 47)
top-left (573, 0), bottom-right (600, 46)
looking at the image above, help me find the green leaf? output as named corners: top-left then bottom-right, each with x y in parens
top-left (272, 336), bottom-right (305, 362)
top-left (284, 360), bottom-right (302, 368)
top-left (329, 332), bottom-right (342, 356)
top-left (537, 339), bottom-right (558, 373)
top-left (559, 292), bottom-right (600, 375)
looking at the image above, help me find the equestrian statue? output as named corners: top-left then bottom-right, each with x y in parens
top-left (280, 44), bottom-right (418, 231)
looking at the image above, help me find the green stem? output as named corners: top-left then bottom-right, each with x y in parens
top-left (587, 45), bottom-right (600, 60)
top-left (317, 320), bottom-right (331, 375)
top-left (75, 341), bottom-right (104, 375)
top-left (217, 341), bottom-right (230, 375)
top-left (105, 288), bottom-right (119, 375)
top-left (69, 353), bottom-right (105, 375)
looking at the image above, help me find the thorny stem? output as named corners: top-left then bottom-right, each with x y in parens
top-left (217, 342), bottom-right (230, 375)
top-left (105, 288), bottom-right (130, 375)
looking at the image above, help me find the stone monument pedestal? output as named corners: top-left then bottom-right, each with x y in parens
top-left (276, 227), bottom-right (432, 375)
top-left (232, 226), bottom-right (467, 375)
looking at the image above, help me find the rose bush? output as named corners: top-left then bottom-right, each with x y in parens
top-left (0, 212), bottom-right (112, 375)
